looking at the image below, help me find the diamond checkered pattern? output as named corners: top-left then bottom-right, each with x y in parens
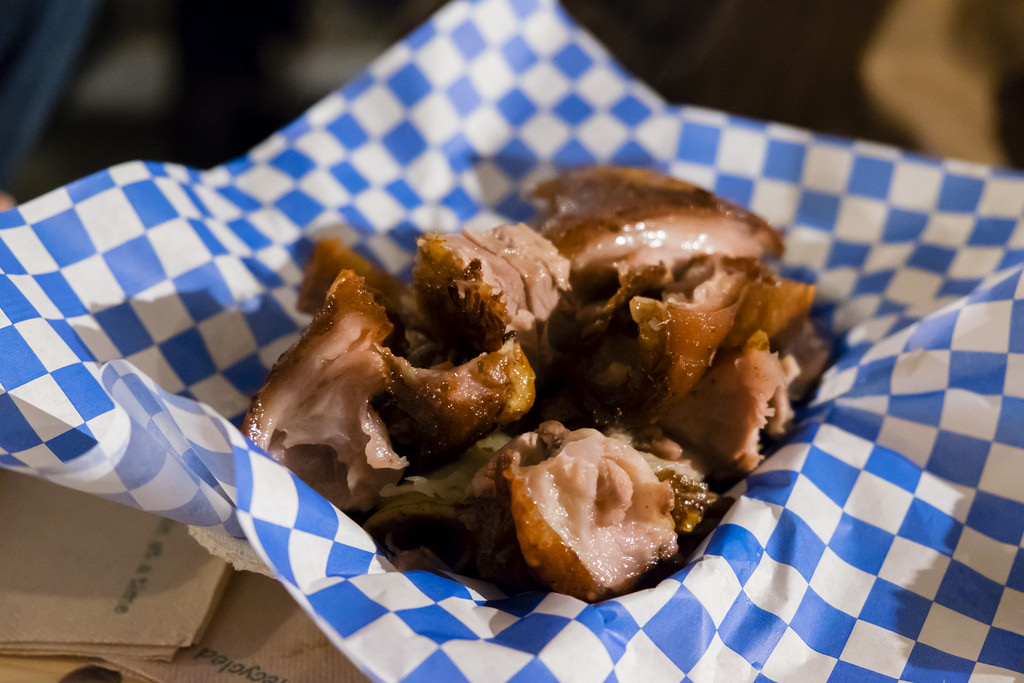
top-left (3, 0), bottom-right (1024, 680)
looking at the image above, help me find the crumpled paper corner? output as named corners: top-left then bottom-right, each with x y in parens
top-left (0, 470), bottom-right (230, 661)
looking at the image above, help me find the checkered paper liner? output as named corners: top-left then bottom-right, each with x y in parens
top-left (3, 0), bottom-right (1024, 680)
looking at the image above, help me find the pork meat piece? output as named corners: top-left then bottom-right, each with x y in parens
top-left (535, 166), bottom-right (784, 292)
top-left (413, 223), bottom-right (571, 371)
top-left (378, 339), bottom-right (536, 472)
top-left (506, 425), bottom-right (679, 601)
top-left (553, 255), bottom-right (815, 429)
top-left (574, 258), bottom-right (750, 423)
top-left (244, 269), bottom-right (407, 511)
top-left (467, 422), bottom-right (677, 601)
top-left (461, 422), bottom-right (569, 588)
top-left (660, 332), bottom-right (797, 476)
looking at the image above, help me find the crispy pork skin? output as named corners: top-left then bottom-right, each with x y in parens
top-left (296, 237), bottom-right (406, 314)
top-left (535, 167), bottom-right (783, 291)
top-left (721, 266), bottom-right (816, 349)
top-left (379, 340), bottom-right (536, 472)
top-left (244, 270), bottom-right (407, 511)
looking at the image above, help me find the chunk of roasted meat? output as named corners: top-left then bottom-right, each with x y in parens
top-left (244, 270), bottom-right (406, 512)
top-left (660, 332), bottom-right (798, 475)
top-left (546, 255), bottom-right (816, 452)
top-left (461, 425), bottom-right (565, 589)
top-left (467, 422), bottom-right (702, 602)
top-left (378, 340), bottom-right (535, 473)
top-left (629, 256), bottom-right (815, 415)
top-left (246, 268), bottom-right (538, 511)
top-left (535, 166), bottom-right (784, 294)
top-left (532, 168), bottom-right (819, 457)
top-left (413, 223), bottom-right (570, 371)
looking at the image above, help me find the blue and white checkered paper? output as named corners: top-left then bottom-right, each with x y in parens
top-left (3, 0), bottom-right (1024, 680)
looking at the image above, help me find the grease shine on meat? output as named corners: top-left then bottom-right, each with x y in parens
top-left (244, 167), bottom-right (829, 602)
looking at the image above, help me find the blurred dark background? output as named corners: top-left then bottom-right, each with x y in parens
top-left (4, 0), bottom-right (1024, 203)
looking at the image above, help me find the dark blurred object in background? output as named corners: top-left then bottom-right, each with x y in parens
top-left (171, 0), bottom-right (301, 167)
top-left (5, 0), bottom-right (1024, 202)
top-left (563, 0), bottom-right (907, 145)
top-left (0, 0), bottom-right (101, 191)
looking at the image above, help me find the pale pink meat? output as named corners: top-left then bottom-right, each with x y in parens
top-left (660, 339), bottom-right (796, 475)
top-left (508, 426), bottom-right (678, 601)
top-left (244, 271), bottom-right (407, 511)
top-left (462, 223), bottom-right (571, 330)
top-left (413, 223), bottom-right (570, 370)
